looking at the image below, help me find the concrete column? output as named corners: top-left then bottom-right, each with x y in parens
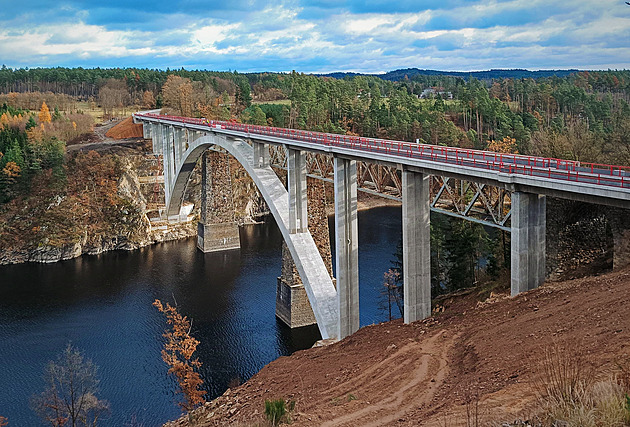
top-left (161, 125), bottom-right (172, 204)
top-left (288, 148), bottom-right (308, 233)
top-left (197, 151), bottom-right (241, 253)
top-left (173, 127), bottom-right (184, 167)
top-left (334, 156), bottom-right (359, 338)
top-left (168, 126), bottom-right (177, 178)
top-left (150, 123), bottom-right (161, 154)
top-left (511, 192), bottom-right (546, 295)
top-left (533, 195), bottom-right (546, 289)
top-left (402, 170), bottom-right (431, 323)
top-left (254, 141), bottom-right (270, 168)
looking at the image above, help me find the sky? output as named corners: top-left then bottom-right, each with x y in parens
top-left (0, 0), bottom-right (629, 73)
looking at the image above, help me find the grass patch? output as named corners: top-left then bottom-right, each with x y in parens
top-left (530, 343), bottom-right (630, 426)
top-left (264, 399), bottom-right (295, 426)
top-left (252, 99), bottom-right (291, 106)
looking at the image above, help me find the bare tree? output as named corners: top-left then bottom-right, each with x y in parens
top-left (31, 344), bottom-right (109, 427)
top-left (98, 79), bottom-right (129, 119)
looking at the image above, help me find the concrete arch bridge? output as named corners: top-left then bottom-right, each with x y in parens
top-left (133, 112), bottom-right (630, 341)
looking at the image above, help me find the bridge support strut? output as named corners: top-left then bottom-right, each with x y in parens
top-left (402, 170), bottom-right (432, 323)
top-left (334, 156), bottom-right (359, 339)
top-left (511, 192), bottom-right (546, 295)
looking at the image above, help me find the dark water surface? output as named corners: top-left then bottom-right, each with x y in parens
top-left (0, 206), bottom-right (401, 426)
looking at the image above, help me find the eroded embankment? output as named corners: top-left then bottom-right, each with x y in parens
top-left (167, 267), bottom-right (630, 426)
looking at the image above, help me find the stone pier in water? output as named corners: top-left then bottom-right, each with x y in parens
top-left (197, 151), bottom-right (241, 252)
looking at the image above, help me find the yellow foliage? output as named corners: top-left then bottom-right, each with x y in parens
top-left (39, 102), bottom-right (52, 123)
top-left (487, 136), bottom-right (518, 154)
top-left (72, 121), bottom-right (77, 131)
top-left (3, 161), bottom-right (21, 178)
top-left (0, 113), bottom-right (8, 126)
top-left (27, 125), bottom-right (45, 143)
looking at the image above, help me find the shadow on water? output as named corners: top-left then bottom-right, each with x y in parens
top-left (0, 206), bottom-right (401, 426)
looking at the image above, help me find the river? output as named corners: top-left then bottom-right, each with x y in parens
top-left (0, 206), bottom-right (402, 426)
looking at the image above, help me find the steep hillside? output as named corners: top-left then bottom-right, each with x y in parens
top-left (167, 267), bottom-right (630, 426)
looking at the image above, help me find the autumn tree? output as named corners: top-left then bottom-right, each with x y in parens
top-left (3, 161), bottom-right (20, 179)
top-left (487, 136), bottom-right (518, 154)
top-left (161, 75), bottom-right (194, 117)
top-left (153, 299), bottom-right (206, 411)
top-left (31, 344), bottom-right (109, 427)
top-left (39, 102), bottom-right (52, 124)
top-left (142, 90), bottom-right (155, 109)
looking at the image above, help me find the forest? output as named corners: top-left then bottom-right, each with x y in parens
top-left (0, 66), bottom-right (628, 295)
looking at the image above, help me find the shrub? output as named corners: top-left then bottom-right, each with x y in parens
top-left (264, 399), bottom-right (287, 426)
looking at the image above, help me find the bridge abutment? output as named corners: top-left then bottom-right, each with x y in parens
top-left (197, 151), bottom-right (241, 253)
top-left (402, 170), bottom-right (431, 323)
top-left (511, 192), bottom-right (546, 295)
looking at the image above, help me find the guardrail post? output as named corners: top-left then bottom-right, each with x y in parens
top-left (511, 192), bottom-right (546, 295)
top-left (334, 155), bottom-right (359, 338)
top-left (402, 170), bottom-right (431, 323)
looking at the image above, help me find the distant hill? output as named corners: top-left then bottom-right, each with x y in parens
top-left (319, 68), bottom-right (580, 81)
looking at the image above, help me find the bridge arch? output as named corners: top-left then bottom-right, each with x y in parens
top-left (166, 131), bottom-right (339, 340)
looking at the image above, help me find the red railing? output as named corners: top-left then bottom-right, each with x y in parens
top-left (136, 113), bottom-right (630, 190)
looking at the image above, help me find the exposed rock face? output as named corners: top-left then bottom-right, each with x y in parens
top-left (545, 197), bottom-right (619, 280)
top-left (0, 143), bottom-right (270, 265)
top-left (607, 206), bottom-right (630, 270)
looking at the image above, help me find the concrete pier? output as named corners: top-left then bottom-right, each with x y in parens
top-left (288, 148), bottom-right (308, 234)
top-left (402, 170), bottom-right (431, 323)
top-left (254, 141), bottom-right (270, 168)
top-left (511, 191), bottom-right (546, 295)
top-left (197, 151), bottom-right (241, 253)
top-left (334, 156), bottom-right (359, 338)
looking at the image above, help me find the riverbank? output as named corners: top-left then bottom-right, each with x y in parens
top-left (0, 118), bottom-right (399, 266)
top-left (0, 205), bottom-right (404, 426)
top-left (166, 266), bottom-right (630, 426)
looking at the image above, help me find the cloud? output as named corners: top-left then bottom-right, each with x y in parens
top-left (0, 0), bottom-right (628, 72)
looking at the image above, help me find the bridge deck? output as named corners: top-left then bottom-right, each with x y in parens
top-left (134, 113), bottom-right (630, 207)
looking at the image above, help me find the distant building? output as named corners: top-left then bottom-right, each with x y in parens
top-left (420, 87), bottom-right (453, 100)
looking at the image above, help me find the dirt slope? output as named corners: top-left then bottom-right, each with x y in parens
top-left (167, 267), bottom-right (630, 426)
top-left (105, 116), bottom-right (143, 139)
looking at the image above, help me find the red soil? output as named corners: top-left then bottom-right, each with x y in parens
top-left (105, 116), bottom-right (143, 139)
top-left (166, 267), bottom-right (630, 426)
